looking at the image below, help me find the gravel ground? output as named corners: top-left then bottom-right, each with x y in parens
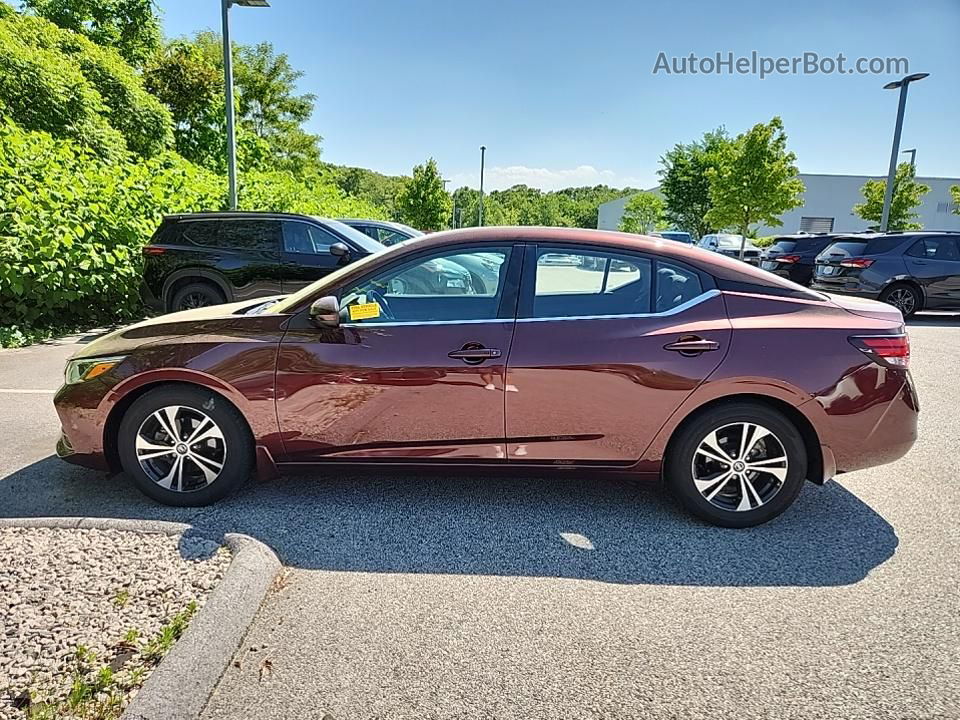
top-left (0, 527), bottom-right (230, 718)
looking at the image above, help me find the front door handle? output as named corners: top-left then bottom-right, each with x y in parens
top-left (448, 344), bottom-right (502, 364)
top-left (664, 337), bottom-right (720, 355)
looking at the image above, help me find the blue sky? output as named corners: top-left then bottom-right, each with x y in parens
top-left (158, 0), bottom-right (960, 190)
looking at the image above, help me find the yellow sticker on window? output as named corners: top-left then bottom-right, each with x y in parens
top-left (348, 301), bottom-right (381, 321)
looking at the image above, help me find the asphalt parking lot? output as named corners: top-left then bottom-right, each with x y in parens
top-left (1, 316), bottom-right (959, 719)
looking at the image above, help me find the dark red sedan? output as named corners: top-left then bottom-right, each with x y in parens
top-left (54, 227), bottom-right (918, 527)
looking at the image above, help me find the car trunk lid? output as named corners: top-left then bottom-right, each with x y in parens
top-left (827, 292), bottom-right (904, 324)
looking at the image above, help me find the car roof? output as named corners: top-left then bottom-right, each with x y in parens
top-left (408, 226), bottom-right (806, 291)
top-left (163, 211), bottom-right (326, 222)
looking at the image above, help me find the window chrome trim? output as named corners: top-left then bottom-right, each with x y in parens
top-left (517, 288), bottom-right (721, 323)
top-left (340, 289), bottom-right (720, 328)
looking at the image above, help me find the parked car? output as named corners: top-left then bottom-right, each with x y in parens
top-left (140, 212), bottom-right (387, 313)
top-left (56, 227), bottom-right (917, 528)
top-left (760, 233), bottom-right (854, 286)
top-left (652, 231), bottom-right (694, 244)
top-left (340, 217), bottom-right (504, 295)
top-left (339, 218), bottom-right (423, 247)
top-left (140, 212), bottom-right (478, 312)
top-left (698, 233), bottom-right (762, 265)
top-left (810, 231), bottom-right (960, 317)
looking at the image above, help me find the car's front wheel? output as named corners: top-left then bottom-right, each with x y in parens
top-left (665, 402), bottom-right (808, 528)
top-left (117, 386), bottom-right (253, 506)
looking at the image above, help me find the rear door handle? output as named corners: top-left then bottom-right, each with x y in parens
top-left (448, 345), bottom-right (501, 364)
top-left (664, 337), bottom-right (720, 355)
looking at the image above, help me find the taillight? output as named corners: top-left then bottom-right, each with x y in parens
top-left (849, 334), bottom-right (910, 368)
top-left (775, 254), bottom-right (801, 264)
top-left (142, 246), bottom-right (166, 256)
top-left (840, 257), bottom-right (874, 268)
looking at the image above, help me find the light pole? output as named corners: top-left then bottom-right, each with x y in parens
top-left (901, 148), bottom-right (916, 168)
top-left (879, 73), bottom-right (928, 232)
top-left (478, 145), bottom-right (486, 226)
top-left (221, 0), bottom-right (270, 211)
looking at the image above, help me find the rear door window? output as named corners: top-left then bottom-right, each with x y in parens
top-left (531, 248), bottom-right (652, 318)
top-left (181, 219), bottom-right (281, 252)
top-left (655, 262), bottom-right (704, 312)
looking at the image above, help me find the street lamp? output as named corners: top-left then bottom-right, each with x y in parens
top-left (478, 145), bottom-right (486, 227)
top-left (901, 148), bottom-right (916, 167)
top-left (221, 0), bottom-right (270, 211)
top-left (879, 72), bottom-right (928, 232)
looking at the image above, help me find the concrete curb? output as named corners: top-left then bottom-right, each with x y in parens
top-left (0, 516), bottom-right (281, 720)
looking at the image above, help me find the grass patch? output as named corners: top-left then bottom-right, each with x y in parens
top-left (19, 602), bottom-right (200, 720)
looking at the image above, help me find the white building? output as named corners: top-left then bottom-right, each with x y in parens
top-left (597, 173), bottom-right (960, 236)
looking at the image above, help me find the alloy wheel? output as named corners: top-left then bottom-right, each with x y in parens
top-left (885, 288), bottom-right (916, 316)
top-left (180, 292), bottom-right (212, 310)
top-left (135, 405), bottom-right (226, 492)
top-left (691, 422), bottom-right (789, 512)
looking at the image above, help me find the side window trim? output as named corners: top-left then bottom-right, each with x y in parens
top-left (518, 242), bottom-right (713, 320)
top-left (337, 243), bottom-right (521, 326)
top-left (281, 219), bottom-right (339, 256)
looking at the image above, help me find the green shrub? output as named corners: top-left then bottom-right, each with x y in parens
top-left (0, 11), bottom-right (172, 157)
top-left (0, 119), bottom-right (223, 328)
top-left (239, 169), bottom-right (387, 219)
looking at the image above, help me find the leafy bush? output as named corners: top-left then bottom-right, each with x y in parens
top-left (0, 119), bottom-right (223, 328)
top-left (0, 11), bottom-right (172, 157)
top-left (239, 170), bottom-right (386, 219)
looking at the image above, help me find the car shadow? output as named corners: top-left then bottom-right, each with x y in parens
top-left (0, 456), bottom-right (898, 588)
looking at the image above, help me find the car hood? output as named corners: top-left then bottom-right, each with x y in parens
top-left (71, 296), bottom-right (287, 360)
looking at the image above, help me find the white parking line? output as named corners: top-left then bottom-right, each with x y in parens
top-left (0, 389), bottom-right (56, 394)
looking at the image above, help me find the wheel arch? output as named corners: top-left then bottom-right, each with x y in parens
top-left (654, 393), bottom-right (826, 486)
top-left (880, 277), bottom-right (925, 308)
top-left (103, 378), bottom-right (252, 474)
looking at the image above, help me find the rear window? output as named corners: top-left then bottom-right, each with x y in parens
top-left (769, 240), bottom-right (797, 252)
top-left (823, 240), bottom-right (868, 256)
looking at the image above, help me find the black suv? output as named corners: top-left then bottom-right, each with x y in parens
top-left (810, 231), bottom-right (960, 317)
top-left (339, 218), bottom-right (423, 247)
top-left (760, 233), bottom-right (856, 286)
top-left (141, 212), bottom-right (385, 312)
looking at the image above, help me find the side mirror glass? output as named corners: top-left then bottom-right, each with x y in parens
top-left (330, 242), bottom-right (351, 261)
top-left (309, 296), bottom-right (340, 328)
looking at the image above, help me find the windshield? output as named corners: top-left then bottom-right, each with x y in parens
top-left (717, 236), bottom-right (748, 248)
top-left (769, 240), bottom-right (797, 252)
top-left (319, 218), bottom-right (386, 254)
top-left (393, 223), bottom-right (424, 238)
top-left (660, 232), bottom-right (692, 243)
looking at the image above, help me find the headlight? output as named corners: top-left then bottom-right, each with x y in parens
top-left (65, 356), bottom-right (126, 385)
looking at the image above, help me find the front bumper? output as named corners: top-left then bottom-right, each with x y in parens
top-left (54, 381), bottom-right (113, 472)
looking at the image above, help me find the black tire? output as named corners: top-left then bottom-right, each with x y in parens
top-left (879, 282), bottom-right (921, 318)
top-left (170, 282), bottom-right (225, 312)
top-left (117, 385), bottom-right (254, 507)
top-left (665, 402), bottom-right (808, 528)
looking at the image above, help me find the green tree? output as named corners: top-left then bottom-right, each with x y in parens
top-left (143, 31), bottom-right (321, 174)
top-left (395, 159), bottom-right (451, 231)
top-left (706, 116), bottom-right (805, 259)
top-left (952, 185), bottom-right (960, 215)
top-left (22, 0), bottom-right (161, 68)
top-left (658, 129), bottom-right (729, 239)
top-left (0, 9), bottom-right (172, 157)
top-left (619, 192), bottom-right (665, 234)
top-left (853, 163), bottom-right (931, 231)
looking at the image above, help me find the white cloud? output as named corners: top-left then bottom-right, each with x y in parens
top-left (446, 164), bottom-right (646, 192)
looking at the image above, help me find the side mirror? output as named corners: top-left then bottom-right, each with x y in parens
top-left (330, 242), bottom-right (351, 262)
top-left (309, 296), bottom-right (340, 328)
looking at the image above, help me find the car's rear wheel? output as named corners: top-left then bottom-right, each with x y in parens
top-left (171, 282), bottom-right (225, 312)
top-left (117, 386), bottom-right (253, 506)
top-left (879, 283), bottom-right (921, 318)
top-left (665, 402), bottom-right (807, 528)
